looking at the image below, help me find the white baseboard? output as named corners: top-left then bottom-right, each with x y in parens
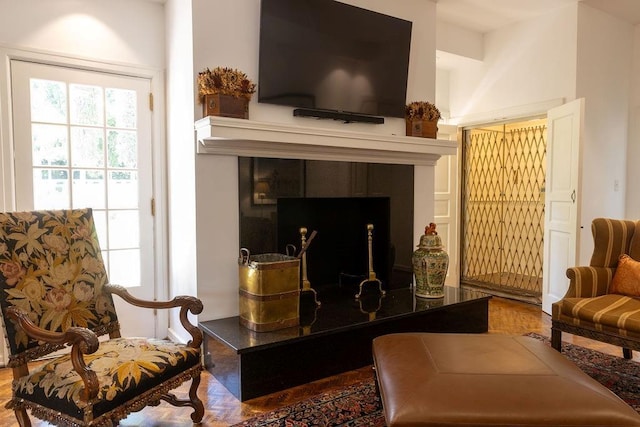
top-left (167, 327), bottom-right (189, 344)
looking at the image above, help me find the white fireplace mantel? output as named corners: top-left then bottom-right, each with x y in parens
top-left (195, 116), bottom-right (456, 164)
top-left (193, 116), bottom-right (457, 322)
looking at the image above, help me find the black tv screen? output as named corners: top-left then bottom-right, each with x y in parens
top-left (258, 0), bottom-right (412, 118)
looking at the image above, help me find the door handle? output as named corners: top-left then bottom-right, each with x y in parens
top-left (571, 189), bottom-right (576, 204)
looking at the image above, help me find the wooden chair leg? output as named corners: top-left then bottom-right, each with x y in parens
top-left (623, 348), bottom-right (633, 359)
top-left (15, 407), bottom-right (32, 427)
top-left (551, 328), bottom-right (562, 352)
top-left (189, 371), bottom-right (205, 424)
top-left (161, 372), bottom-right (205, 423)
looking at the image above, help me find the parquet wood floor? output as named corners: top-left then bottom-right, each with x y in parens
top-left (0, 297), bottom-right (636, 426)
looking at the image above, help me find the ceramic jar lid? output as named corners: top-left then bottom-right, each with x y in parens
top-left (418, 233), bottom-right (443, 250)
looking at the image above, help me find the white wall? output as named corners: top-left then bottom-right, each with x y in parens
top-left (0, 0), bottom-right (168, 362)
top-left (192, 0), bottom-right (436, 134)
top-left (0, 0), bottom-right (165, 68)
top-left (576, 3), bottom-right (633, 263)
top-left (191, 0), bottom-right (259, 322)
top-left (0, 0), bottom-right (166, 214)
top-left (442, 3), bottom-right (635, 264)
top-left (626, 27), bottom-right (640, 218)
top-left (447, 4), bottom-right (578, 121)
top-left (436, 20), bottom-right (483, 62)
top-left (165, 0), bottom-right (198, 343)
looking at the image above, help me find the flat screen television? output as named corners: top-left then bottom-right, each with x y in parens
top-left (277, 197), bottom-right (391, 290)
top-left (258, 0), bottom-right (412, 121)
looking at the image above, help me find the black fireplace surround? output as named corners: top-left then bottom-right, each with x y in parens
top-left (238, 157), bottom-right (414, 290)
top-left (277, 196), bottom-right (391, 287)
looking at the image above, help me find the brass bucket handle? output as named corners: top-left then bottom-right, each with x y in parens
top-left (239, 248), bottom-right (250, 265)
top-left (285, 244), bottom-right (297, 257)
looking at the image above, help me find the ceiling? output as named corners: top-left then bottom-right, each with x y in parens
top-left (436, 0), bottom-right (640, 33)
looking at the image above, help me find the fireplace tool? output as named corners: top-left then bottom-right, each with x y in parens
top-left (298, 227), bottom-right (320, 306)
top-left (359, 291), bottom-right (383, 321)
top-left (355, 223), bottom-right (386, 300)
top-left (300, 301), bottom-right (320, 335)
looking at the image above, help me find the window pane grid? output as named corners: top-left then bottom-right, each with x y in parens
top-left (29, 78), bottom-right (141, 287)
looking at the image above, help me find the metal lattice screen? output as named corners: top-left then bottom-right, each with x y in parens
top-left (461, 119), bottom-right (546, 302)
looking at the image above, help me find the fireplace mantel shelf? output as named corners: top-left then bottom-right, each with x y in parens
top-left (195, 116), bottom-right (456, 165)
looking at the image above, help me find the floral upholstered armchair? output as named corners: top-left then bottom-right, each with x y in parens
top-left (0, 209), bottom-right (205, 426)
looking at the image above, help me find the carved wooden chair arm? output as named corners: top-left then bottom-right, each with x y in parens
top-left (6, 306), bottom-right (100, 401)
top-left (105, 284), bottom-right (204, 348)
top-left (564, 266), bottom-right (614, 298)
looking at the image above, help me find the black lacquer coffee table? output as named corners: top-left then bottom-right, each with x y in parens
top-left (199, 285), bottom-right (490, 401)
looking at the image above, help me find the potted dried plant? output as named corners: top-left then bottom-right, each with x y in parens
top-left (197, 67), bottom-right (257, 119)
top-left (405, 101), bottom-right (441, 138)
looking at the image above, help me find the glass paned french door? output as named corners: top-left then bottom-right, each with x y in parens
top-left (10, 60), bottom-right (155, 337)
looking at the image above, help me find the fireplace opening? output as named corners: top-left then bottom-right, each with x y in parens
top-left (238, 157), bottom-right (414, 291)
top-left (277, 197), bottom-right (391, 290)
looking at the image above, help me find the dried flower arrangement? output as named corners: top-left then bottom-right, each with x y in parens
top-left (405, 101), bottom-right (441, 121)
top-left (197, 67), bottom-right (257, 102)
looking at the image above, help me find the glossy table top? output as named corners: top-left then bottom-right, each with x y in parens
top-left (199, 285), bottom-right (490, 353)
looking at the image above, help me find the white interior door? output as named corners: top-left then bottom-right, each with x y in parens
top-left (541, 98), bottom-right (584, 314)
top-left (10, 60), bottom-right (156, 337)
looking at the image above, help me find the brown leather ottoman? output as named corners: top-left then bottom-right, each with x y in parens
top-left (372, 333), bottom-right (640, 426)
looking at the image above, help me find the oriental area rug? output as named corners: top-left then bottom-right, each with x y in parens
top-left (231, 333), bottom-right (640, 427)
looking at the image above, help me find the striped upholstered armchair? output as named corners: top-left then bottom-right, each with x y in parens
top-left (552, 218), bottom-right (640, 359)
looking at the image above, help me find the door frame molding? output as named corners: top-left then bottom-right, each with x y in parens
top-left (0, 45), bottom-right (168, 365)
top-left (451, 98), bottom-right (564, 128)
top-left (453, 99), bottom-right (567, 305)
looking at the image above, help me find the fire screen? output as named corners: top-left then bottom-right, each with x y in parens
top-left (461, 119), bottom-right (547, 302)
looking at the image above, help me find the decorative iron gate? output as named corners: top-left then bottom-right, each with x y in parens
top-left (461, 119), bottom-right (546, 302)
